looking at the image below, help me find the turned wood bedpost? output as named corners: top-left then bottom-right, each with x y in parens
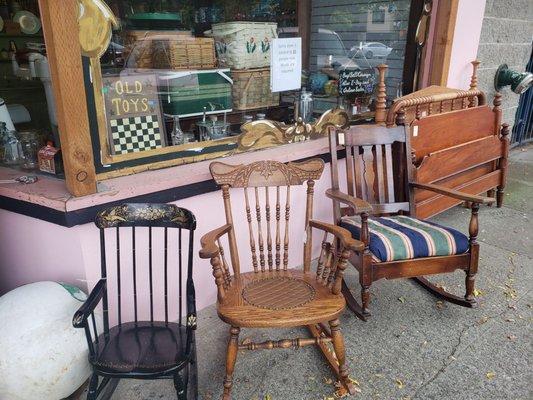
top-left (375, 64), bottom-right (388, 126)
top-left (469, 60), bottom-right (481, 106)
top-left (493, 92), bottom-right (503, 138)
top-left (222, 185), bottom-right (240, 275)
top-left (497, 123), bottom-right (510, 207)
top-left (470, 60), bottom-right (480, 90)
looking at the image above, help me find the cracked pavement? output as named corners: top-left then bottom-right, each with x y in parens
top-left (100, 146), bottom-right (533, 400)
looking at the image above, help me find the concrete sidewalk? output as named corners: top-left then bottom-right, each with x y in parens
top-left (110, 146), bottom-right (533, 400)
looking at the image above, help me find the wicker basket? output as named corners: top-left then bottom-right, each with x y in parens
top-left (153, 37), bottom-right (217, 70)
top-left (232, 68), bottom-right (279, 110)
top-left (208, 22), bottom-right (277, 69)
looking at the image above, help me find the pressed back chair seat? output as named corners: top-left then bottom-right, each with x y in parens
top-left (217, 269), bottom-right (345, 328)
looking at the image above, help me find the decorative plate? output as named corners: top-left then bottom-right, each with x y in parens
top-left (13, 11), bottom-right (41, 35)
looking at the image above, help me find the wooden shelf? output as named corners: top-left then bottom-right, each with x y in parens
top-left (0, 33), bottom-right (44, 38)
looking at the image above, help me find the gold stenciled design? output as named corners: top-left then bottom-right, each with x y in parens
top-left (95, 204), bottom-right (192, 228)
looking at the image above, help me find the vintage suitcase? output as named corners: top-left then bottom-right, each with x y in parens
top-left (159, 69), bottom-right (232, 117)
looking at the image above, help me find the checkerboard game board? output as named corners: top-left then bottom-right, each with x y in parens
top-left (110, 115), bottom-right (163, 155)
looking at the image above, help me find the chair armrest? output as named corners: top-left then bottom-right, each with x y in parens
top-left (409, 182), bottom-right (496, 205)
top-left (309, 220), bottom-right (365, 252)
top-left (326, 188), bottom-right (373, 213)
top-left (199, 224), bottom-right (232, 259)
top-left (72, 279), bottom-right (106, 328)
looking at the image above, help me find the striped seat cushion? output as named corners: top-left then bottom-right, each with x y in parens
top-left (340, 215), bottom-right (469, 262)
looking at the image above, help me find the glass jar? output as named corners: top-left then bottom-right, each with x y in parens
top-left (18, 130), bottom-right (40, 170)
top-left (2, 129), bottom-right (22, 165)
top-left (170, 115), bottom-right (184, 146)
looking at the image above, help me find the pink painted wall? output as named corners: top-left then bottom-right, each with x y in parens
top-left (0, 209), bottom-right (87, 294)
top-left (446, 0), bottom-right (487, 89)
top-left (1, 162), bottom-right (347, 322)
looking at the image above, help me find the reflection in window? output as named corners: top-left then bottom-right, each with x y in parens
top-left (94, 0), bottom-right (412, 162)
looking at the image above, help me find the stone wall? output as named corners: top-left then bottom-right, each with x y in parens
top-left (476, 0), bottom-right (533, 127)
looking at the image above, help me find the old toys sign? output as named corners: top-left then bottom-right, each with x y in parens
top-left (103, 74), bottom-right (166, 155)
top-left (338, 68), bottom-right (376, 96)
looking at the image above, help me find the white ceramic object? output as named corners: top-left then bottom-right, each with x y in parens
top-left (0, 281), bottom-right (91, 400)
top-left (13, 11), bottom-right (41, 35)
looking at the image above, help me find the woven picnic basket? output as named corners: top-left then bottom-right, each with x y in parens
top-left (232, 68), bottom-right (279, 110)
top-left (123, 31), bottom-right (216, 70)
top-left (152, 36), bottom-right (217, 70)
top-left (207, 22), bottom-right (277, 69)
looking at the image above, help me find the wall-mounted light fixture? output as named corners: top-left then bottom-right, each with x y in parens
top-left (494, 64), bottom-right (533, 94)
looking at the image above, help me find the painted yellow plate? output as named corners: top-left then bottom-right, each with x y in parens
top-left (13, 11), bottom-right (41, 35)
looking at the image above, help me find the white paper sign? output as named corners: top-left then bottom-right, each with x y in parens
top-left (270, 38), bottom-right (302, 93)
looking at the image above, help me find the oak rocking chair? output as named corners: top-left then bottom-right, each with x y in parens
top-left (327, 124), bottom-right (496, 321)
top-left (73, 203), bottom-right (198, 399)
top-left (199, 159), bottom-right (362, 399)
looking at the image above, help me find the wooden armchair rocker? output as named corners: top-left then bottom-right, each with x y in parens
top-left (199, 159), bottom-right (362, 399)
top-left (327, 124), bottom-right (497, 321)
top-left (73, 203), bottom-right (198, 400)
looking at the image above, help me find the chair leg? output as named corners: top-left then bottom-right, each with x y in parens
top-left (360, 283), bottom-right (371, 318)
top-left (328, 319), bottom-right (356, 395)
top-left (87, 373), bottom-right (99, 400)
top-left (341, 280), bottom-right (370, 321)
top-left (187, 346), bottom-right (199, 400)
top-left (487, 189), bottom-right (496, 206)
top-left (496, 187), bottom-right (504, 207)
top-left (222, 326), bottom-right (240, 400)
top-left (174, 372), bottom-right (188, 400)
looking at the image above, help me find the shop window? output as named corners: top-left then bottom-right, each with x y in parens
top-left (81, 0), bottom-right (416, 175)
top-left (0, 0), bottom-right (59, 173)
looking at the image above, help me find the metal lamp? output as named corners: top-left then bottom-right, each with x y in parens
top-left (494, 64), bottom-right (533, 94)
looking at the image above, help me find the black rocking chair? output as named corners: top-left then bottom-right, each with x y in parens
top-left (73, 203), bottom-right (198, 399)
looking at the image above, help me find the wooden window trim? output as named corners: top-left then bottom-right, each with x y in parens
top-left (38, 0), bottom-right (97, 196)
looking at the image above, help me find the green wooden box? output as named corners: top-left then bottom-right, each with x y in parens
top-left (159, 69), bottom-right (233, 117)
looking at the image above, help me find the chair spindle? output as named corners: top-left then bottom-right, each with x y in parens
top-left (217, 239), bottom-right (231, 287)
top-left (132, 227), bottom-right (138, 323)
top-left (316, 232), bottom-right (329, 281)
top-left (149, 226), bottom-right (154, 323)
top-left (275, 186), bottom-right (281, 270)
top-left (283, 186), bottom-right (290, 270)
top-left (116, 227), bottom-right (122, 325)
top-left (254, 187), bottom-right (266, 272)
top-left (178, 228), bottom-right (183, 325)
top-left (244, 188), bottom-right (259, 273)
top-left (164, 227), bottom-right (169, 324)
top-left (265, 187), bottom-right (273, 270)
